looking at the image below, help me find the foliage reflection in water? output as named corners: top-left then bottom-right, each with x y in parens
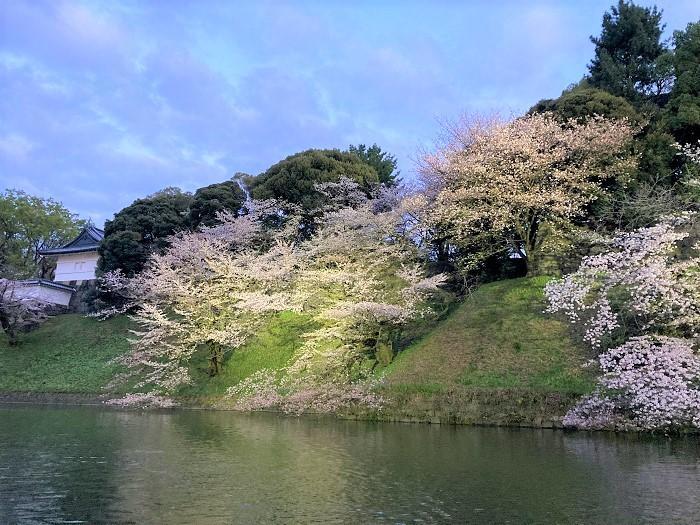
top-left (0, 405), bottom-right (699, 524)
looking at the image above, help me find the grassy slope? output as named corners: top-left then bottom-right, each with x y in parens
top-left (0, 311), bottom-right (310, 398)
top-left (177, 311), bottom-right (311, 399)
top-left (370, 277), bottom-right (594, 425)
top-left (0, 277), bottom-right (592, 426)
top-left (0, 314), bottom-right (132, 393)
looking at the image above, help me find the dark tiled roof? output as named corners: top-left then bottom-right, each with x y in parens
top-left (38, 225), bottom-right (104, 256)
top-left (18, 279), bottom-right (76, 292)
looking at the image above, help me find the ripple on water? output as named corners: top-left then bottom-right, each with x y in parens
top-left (0, 407), bottom-right (699, 524)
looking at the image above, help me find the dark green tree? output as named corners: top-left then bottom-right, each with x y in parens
top-left (530, 84), bottom-right (642, 123)
top-left (250, 149), bottom-right (379, 214)
top-left (97, 231), bottom-right (149, 277)
top-left (187, 179), bottom-right (246, 229)
top-left (588, 1), bottom-right (667, 102)
top-left (347, 143), bottom-right (400, 186)
top-left (663, 22), bottom-right (700, 144)
top-left (98, 187), bottom-right (192, 275)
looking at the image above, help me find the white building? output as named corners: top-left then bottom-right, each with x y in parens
top-left (9, 280), bottom-right (76, 307)
top-left (38, 225), bottom-right (104, 284)
top-left (17, 225), bottom-right (105, 307)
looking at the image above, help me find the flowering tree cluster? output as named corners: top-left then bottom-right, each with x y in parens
top-left (287, 185), bottom-right (446, 385)
top-left (545, 215), bottom-right (699, 348)
top-left (0, 279), bottom-right (49, 346)
top-left (105, 198), bottom-right (305, 395)
top-left (104, 181), bottom-right (445, 407)
top-left (676, 140), bottom-right (700, 165)
top-left (676, 140), bottom-right (700, 197)
top-left (563, 337), bottom-right (700, 430)
top-left (419, 112), bottom-right (635, 274)
top-left (546, 214), bottom-right (700, 430)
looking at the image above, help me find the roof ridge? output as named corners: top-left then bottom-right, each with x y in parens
top-left (38, 225), bottom-right (103, 256)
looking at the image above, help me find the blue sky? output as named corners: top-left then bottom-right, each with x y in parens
top-left (1, 1), bottom-right (699, 224)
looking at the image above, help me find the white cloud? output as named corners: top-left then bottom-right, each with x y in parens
top-left (0, 133), bottom-right (35, 162)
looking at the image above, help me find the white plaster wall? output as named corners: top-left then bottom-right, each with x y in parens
top-left (54, 252), bottom-right (99, 283)
top-left (13, 284), bottom-right (73, 306)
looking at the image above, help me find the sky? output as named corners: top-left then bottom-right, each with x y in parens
top-left (1, 1), bottom-right (699, 225)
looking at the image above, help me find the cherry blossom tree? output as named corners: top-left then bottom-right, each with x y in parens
top-left (419, 112), bottom-right (636, 274)
top-left (545, 214), bottom-right (699, 349)
top-left (676, 140), bottom-right (700, 198)
top-left (106, 184), bottom-right (445, 409)
top-left (287, 191), bottom-right (446, 385)
top-left (563, 337), bottom-right (700, 431)
top-left (0, 279), bottom-right (49, 346)
top-left (546, 214), bottom-right (700, 430)
top-left (106, 199), bottom-right (305, 395)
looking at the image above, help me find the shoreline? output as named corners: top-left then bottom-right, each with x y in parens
top-left (0, 390), bottom-right (571, 430)
top-left (3, 391), bottom-right (699, 435)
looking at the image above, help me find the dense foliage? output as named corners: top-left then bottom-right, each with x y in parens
top-left (0, 190), bottom-right (83, 279)
top-left (418, 113), bottom-right (635, 275)
top-left (187, 179), bottom-right (246, 229)
top-left (663, 22), bottom-right (700, 144)
top-left (347, 143), bottom-right (400, 186)
top-left (98, 187), bottom-right (193, 276)
top-left (249, 149), bottom-right (380, 217)
top-left (530, 85), bottom-right (641, 123)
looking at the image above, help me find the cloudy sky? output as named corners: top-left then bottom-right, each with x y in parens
top-left (1, 0), bottom-right (699, 224)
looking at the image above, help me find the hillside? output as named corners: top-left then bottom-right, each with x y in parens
top-left (0, 277), bottom-right (593, 426)
top-left (0, 315), bottom-right (131, 394)
top-left (372, 277), bottom-right (594, 426)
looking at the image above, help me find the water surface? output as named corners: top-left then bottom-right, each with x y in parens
top-left (0, 405), bottom-right (698, 524)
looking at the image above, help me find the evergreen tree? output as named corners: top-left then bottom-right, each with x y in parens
top-left (530, 84), bottom-right (641, 123)
top-left (187, 179), bottom-right (246, 229)
top-left (98, 188), bottom-right (193, 276)
top-left (588, 1), bottom-right (667, 102)
top-left (347, 143), bottom-right (400, 186)
top-left (664, 22), bottom-right (700, 144)
top-left (250, 149), bottom-right (379, 214)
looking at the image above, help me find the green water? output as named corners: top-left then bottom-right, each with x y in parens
top-left (0, 405), bottom-right (698, 524)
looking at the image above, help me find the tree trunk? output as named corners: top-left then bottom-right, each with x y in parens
top-left (208, 342), bottom-right (222, 376)
top-left (0, 311), bottom-right (18, 346)
top-left (525, 255), bottom-right (537, 277)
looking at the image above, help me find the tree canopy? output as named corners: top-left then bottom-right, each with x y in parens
top-left (588, 1), bottom-right (667, 102)
top-left (250, 149), bottom-right (380, 215)
top-left (530, 85), bottom-right (641, 123)
top-left (98, 188), bottom-right (193, 276)
top-left (347, 143), bottom-right (400, 186)
top-left (419, 113), bottom-right (635, 275)
top-left (187, 179), bottom-right (246, 229)
top-left (0, 189), bottom-right (83, 279)
top-left (663, 22), bottom-right (700, 144)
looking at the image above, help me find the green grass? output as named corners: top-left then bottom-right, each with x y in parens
top-left (0, 314), bottom-right (132, 393)
top-left (176, 311), bottom-right (312, 398)
top-left (385, 276), bottom-right (594, 395)
top-left (0, 277), bottom-right (593, 426)
top-left (0, 310), bottom-right (311, 398)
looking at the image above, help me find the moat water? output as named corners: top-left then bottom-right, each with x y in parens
top-left (0, 405), bottom-right (699, 524)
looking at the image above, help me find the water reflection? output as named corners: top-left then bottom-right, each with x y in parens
top-left (0, 406), bottom-right (698, 524)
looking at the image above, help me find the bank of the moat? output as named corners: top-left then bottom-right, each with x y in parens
top-left (0, 278), bottom-right (593, 428)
